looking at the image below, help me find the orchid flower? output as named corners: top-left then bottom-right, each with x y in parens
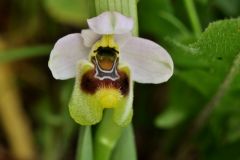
top-left (48, 11), bottom-right (174, 127)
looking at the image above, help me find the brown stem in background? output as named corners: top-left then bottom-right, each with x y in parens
top-left (0, 41), bottom-right (36, 160)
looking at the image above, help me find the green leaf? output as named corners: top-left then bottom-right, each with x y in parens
top-left (156, 18), bottom-right (240, 130)
top-left (76, 126), bottom-right (93, 160)
top-left (180, 18), bottom-right (240, 96)
top-left (111, 125), bottom-right (137, 160)
top-left (44, 0), bottom-right (95, 27)
top-left (0, 45), bottom-right (51, 64)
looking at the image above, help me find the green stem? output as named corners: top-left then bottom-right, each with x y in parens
top-left (94, 110), bottom-right (123, 160)
top-left (183, 0), bottom-right (201, 36)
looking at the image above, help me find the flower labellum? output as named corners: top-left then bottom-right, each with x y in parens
top-left (48, 11), bottom-right (174, 126)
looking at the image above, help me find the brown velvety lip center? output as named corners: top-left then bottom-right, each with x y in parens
top-left (80, 69), bottom-right (129, 96)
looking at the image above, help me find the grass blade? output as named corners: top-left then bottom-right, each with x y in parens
top-left (111, 124), bottom-right (137, 160)
top-left (76, 126), bottom-right (93, 160)
top-left (0, 45), bottom-right (51, 63)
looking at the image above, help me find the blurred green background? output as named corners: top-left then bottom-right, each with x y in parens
top-left (0, 0), bottom-right (240, 160)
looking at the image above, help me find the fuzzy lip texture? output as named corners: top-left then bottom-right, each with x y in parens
top-left (48, 11), bottom-right (174, 84)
